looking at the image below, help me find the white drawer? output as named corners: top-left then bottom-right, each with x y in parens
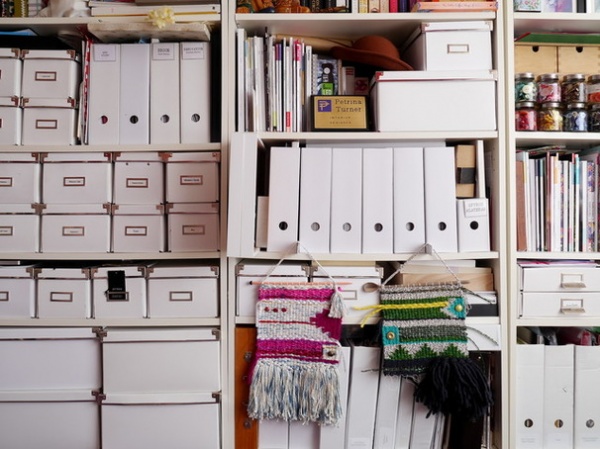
top-left (520, 266), bottom-right (600, 292)
top-left (520, 292), bottom-right (600, 318)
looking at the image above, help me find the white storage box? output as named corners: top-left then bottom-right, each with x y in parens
top-left (0, 266), bottom-right (36, 318)
top-left (21, 97), bottom-right (78, 145)
top-left (0, 96), bottom-right (21, 145)
top-left (92, 265), bottom-right (147, 319)
top-left (0, 390), bottom-right (99, 449)
top-left (520, 292), bottom-right (600, 318)
top-left (113, 152), bottom-right (164, 205)
top-left (146, 264), bottom-right (219, 318)
top-left (0, 152), bottom-right (40, 203)
top-left (312, 264), bottom-right (383, 324)
top-left (40, 203), bottom-right (111, 253)
top-left (371, 70), bottom-right (497, 132)
top-left (519, 265), bottom-right (600, 292)
top-left (164, 151), bottom-right (220, 203)
top-left (36, 268), bottom-right (92, 319)
top-left (0, 204), bottom-right (40, 253)
top-left (236, 261), bottom-right (310, 317)
top-left (102, 393), bottom-right (219, 449)
top-left (466, 321), bottom-right (501, 351)
top-left (102, 328), bottom-right (220, 393)
top-left (0, 48), bottom-right (22, 97)
top-left (167, 202), bottom-right (219, 252)
top-left (111, 204), bottom-right (165, 253)
top-left (0, 327), bottom-right (100, 389)
top-left (41, 152), bottom-right (111, 204)
top-left (21, 49), bottom-right (81, 99)
top-left (402, 21), bottom-right (493, 71)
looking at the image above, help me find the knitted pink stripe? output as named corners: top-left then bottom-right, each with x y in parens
top-left (258, 287), bottom-right (334, 300)
top-left (257, 339), bottom-right (332, 353)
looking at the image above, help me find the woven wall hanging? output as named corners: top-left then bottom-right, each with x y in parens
top-left (247, 244), bottom-right (345, 425)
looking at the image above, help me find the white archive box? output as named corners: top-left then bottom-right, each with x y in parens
top-left (111, 204), bottom-right (165, 253)
top-left (0, 48), bottom-right (22, 97)
top-left (164, 151), bottom-right (220, 203)
top-left (166, 202), bottom-right (219, 252)
top-left (0, 152), bottom-right (39, 203)
top-left (0, 204), bottom-right (40, 253)
top-left (21, 97), bottom-right (78, 145)
top-left (402, 21), bottom-right (493, 71)
top-left (102, 393), bottom-right (219, 449)
top-left (146, 264), bottom-right (219, 318)
top-left (91, 265), bottom-right (147, 319)
top-left (311, 264), bottom-right (383, 324)
top-left (371, 70), bottom-right (497, 132)
top-left (41, 152), bottom-right (111, 204)
top-left (21, 49), bottom-right (81, 99)
top-left (36, 267), bottom-right (92, 319)
top-left (235, 260), bottom-right (310, 317)
top-left (0, 327), bottom-right (101, 389)
top-left (113, 152), bottom-right (164, 205)
top-left (0, 96), bottom-right (21, 145)
top-left (102, 327), bottom-right (220, 393)
top-left (40, 203), bottom-right (111, 253)
top-left (0, 266), bottom-right (36, 318)
top-left (0, 390), bottom-right (99, 449)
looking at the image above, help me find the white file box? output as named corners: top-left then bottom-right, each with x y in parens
top-left (92, 265), bottom-right (147, 319)
top-left (0, 48), bottom-right (21, 97)
top-left (0, 152), bottom-right (40, 203)
top-left (21, 49), bottom-right (81, 99)
top-left (111, 204), bottom-right (165, 253)
top-left (167, 202), bottom-right (219, 252)
top-left (164, 151), bottom-right (219, 203)
top-left (0, 204), bottom-right (40, 253)
top-left (113, 152), bottom-right (164, 205)
top-left (0, 266), bottom-right (36, 318)
top-left (21, 97), bottom-right (78, 145)
top-left (36, 267), bottom-right (92, 319)
top-left (0, 96), bottom-right (21, 145)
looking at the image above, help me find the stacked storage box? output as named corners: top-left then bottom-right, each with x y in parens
top-left (0, 48), bottom-right (22, 145)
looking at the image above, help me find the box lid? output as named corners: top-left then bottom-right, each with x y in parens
top-left (112, 204), bottom-right (165, 215)
top-left (1, 203), bottom-right (39, 214)
top-left (166, 202), bottom-right (219, 214)
top-left (102, 391), bottom-right (217, 405)
top-left (21, 48), bottom-right (80, 62)
top-left (41, 151), bottom-right (111, 163)
top-left (0, 327), bottom-right (96, 339)
top-left (113, 151), bottom-right (164, 162)
top-left (0, 152), bottom-right (39, 163)
top-left (91, 265), bottom-right (146, 278)
top-left (373, 69), bottom-right (497, 83)
top-left (36, 267), bottom-right (91, 279)
top-left (236, 260), bottom-right (309, 277)
top-left (0, 96), bottom-right (20, 108)
top-left (0, 265), bottom-right (36, 279)
top-left (421, 20), bottom-right (493, 33)
top-left (0, 48), bottom-right (20, 59)
top-left (0, 389), bottom-right (96, 402)
top-left (102, 327), bottom-right (218, 343)
top-left (162, 151), bottom-right (220, 163)
top-left (312, 264), bottom-right (383, 278)
top-left (41, 203), bottom-right (110, 215)
top-left (146, 264), bottom-right (218, 278)
top-left (22, 97), bottom-right (77, 108)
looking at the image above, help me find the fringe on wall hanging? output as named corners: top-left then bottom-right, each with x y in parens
top-left (247, 243), bottom-right (345, 426)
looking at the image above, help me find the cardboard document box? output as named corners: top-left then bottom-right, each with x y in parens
top-left (0, 152), bottom-right (40, 203)
top-left (402, 21), bottom-right (493, 71)
top-left (102, 327), bottom-right (220, 393)
top-left (235, 260), bottom-right (310, 317)
top-left (119, 43), bottom-right (150, 145)
top-left (0, 204), bottom-right (40, 253)
top-left (0, 48), bottom-right (21, 97)
top-left (164, 151), bottom-right (220, 203)
top-left (111, 204), bottom-right (165, 253)
top-left (36, 267), bottom-right (93, 319)
top-left (0, 327), bottom-right (100, 389)
top-left (102, 393), bottom-right (219, 449)
top-left (150, 42), bottom-right (180, 144)
top-left (0, 96), bottom-right (21, 145)
top-left (146, 264), bottom-right (219, 318)
top-left (371, 70), bottom-right (497, 132)
top-left (457, 198), bottom-right (491, 252)
top-left (113, 152), bottom-right (164, 205)
top-left (88, 43), bottom-right (120, 145)
top-left (166, 202), bottom-right (219, 252)
top-left (21, 49), bottom-right (81, 99)
top-left (40, 203), bottom-right (111, 253)
top-left (92, 265), bottom-right (147, 319)
top-left (42, 152), bottom-right (112, 204)
top-left (0, 390), bottom-right (100, 449)
top-left (180, 41), bottom-right (211, 144)
top-left (0, 266), bottom-right (36, 318)
top-left (21, 97), bottom-right (78, 145)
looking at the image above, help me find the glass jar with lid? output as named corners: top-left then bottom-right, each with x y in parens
top-left (537, 73), bottom-right (561, 104)
top-left (562, 74), bottom-right (587, 104)
top-left (515, 101), bottom-right (537, 131)
top-left (588, 74), bottom-right (600, 104)
top-left (538, 102), bottom-right (563, 131)
top-left (589, 103), bottom-right (600, 132)
top-left (515, 72), bottom-right (537, 103)
top-left (563, 102), bottom-right (588, 132)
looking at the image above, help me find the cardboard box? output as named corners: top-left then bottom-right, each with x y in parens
top-left (111, 204), bottom-right (165, 253)
top-left (21, 97), bottom-right (78, 146)
top-left (166, 202), bottom-right (219, 252)
top-left (402, 21), bottom-right (493, 71)
top-left (36, 267), bottom-right (93, 319)
top-left (21, 49), bottom-right (81, 100)
top-left (146, 264), bottom-right (219, 318)
top-left (0, 266), bottom-right (36, 318)
top-left (0, 204), bottom-right (40, 253)
top-left (0, 96), bottom-right (21, 145)
top-left (0, 152), bottom-right (39, 203)
top-left (164, 151), bottom-right (220, 203)
top-left (0, 48), bottom-right (22, 97)
top-left (371, 70), bottom-right (497, 132)
top-left (514, 44), bottom-right (558, 74)
top-left (113, 152), bottom-right (164, 205)
top-left (558, 45), bottom-right (600, 75)
top-left (92, 265), bottom-right (147, 319)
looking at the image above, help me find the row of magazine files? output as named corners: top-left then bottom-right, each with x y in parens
top-left (236, 326), bottom-right (494, 449)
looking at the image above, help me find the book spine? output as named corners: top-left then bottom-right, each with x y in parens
top-left (389, 0), bottom-right (398, 12)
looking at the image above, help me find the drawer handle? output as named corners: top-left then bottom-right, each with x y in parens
top-left (560, 298), bottom-right (585, 314)
top-left (560, 274), bottom-right (586, 289)
top-left (561, 281), bottom-right (586, 289)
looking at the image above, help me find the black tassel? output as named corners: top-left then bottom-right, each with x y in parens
top-left (414, 357), bottom-right (493, 420)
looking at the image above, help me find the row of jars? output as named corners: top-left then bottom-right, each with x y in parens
top-left (515, 72), bottom-right (600, 105)
top-left (515, 101), bottom-right (600, 132)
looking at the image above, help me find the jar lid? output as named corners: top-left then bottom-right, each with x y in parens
top-left (567, 102), bottom-right (587, 109)
top-left (540, 102), bottom-right (562, 108)
top-left (590, 103), bottom-right (600, 109)
top-left (516, 101), bottom-right (536, 108)
top-left (538, 73), bottom-right (559, 81)
top-left (589, 74), bottom-right (600, 82)
top-left (563, 73), bottom-right (586, 82)
top-left (515, 72), bottom-right (535, 79)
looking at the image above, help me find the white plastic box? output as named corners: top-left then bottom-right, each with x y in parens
top-left (111, 204), bottom-right (165, 253)
top-left (164, 151), bottom-right (220, 203)
top-left (146, 264), bottom-right (219, 318)
top-left (402, 21), bottom-right (493, 71)
top-left (113, 152), bottom-right (164, 205)
top-left (0, 96), bottom-right (22, 145)
top-left (21, 97), bottom-right (78, 145)
top-left (0, 204), bottom-right (40, 253)
top-left (41, 152), bottom-right (111, 204)
top-left (0, 152), bottom-right (40, 203)
top-left (92, 265), bottom-right (147, 319)
top-left (0, 266), bottom-right (36, 318)
top-left (36, 268), bottom-right (93, 319)
top-left (40, 204), bottom-right (111, 253)
top-left (167, 202), bottom-right (219, 252)
top-left (21, 49), bottom-right (81, 99)
top-left (371, 70), bottom-right (497, 132)
top-left (0, 48), bottom-right (22, 97)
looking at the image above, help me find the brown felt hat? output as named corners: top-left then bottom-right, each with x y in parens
top-left (331, 35), bottom-right (413, 71)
